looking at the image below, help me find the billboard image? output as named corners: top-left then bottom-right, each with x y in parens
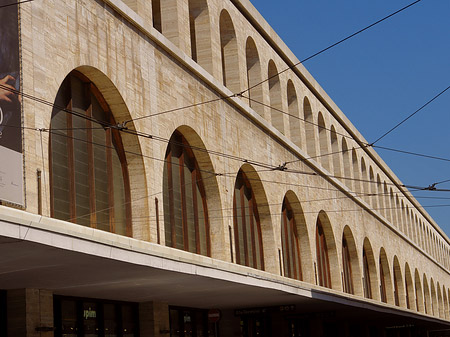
top-left (0, 0), bottom-right (24, 205)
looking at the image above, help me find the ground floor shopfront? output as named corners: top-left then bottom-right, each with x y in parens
top-left (2, 290), bottom-right (450, 337)
top-left (1, 215), bottom-right (450, 337)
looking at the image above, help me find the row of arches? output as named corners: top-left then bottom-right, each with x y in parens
top-left (141, 0), bottom-right (450, 270)
top-left (49, 66), bottom-right (450, 324)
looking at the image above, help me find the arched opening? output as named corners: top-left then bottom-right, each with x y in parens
top-left (318, 112), bottom-right (330, 170)
top-left (351, 149), bottom-right (360, 194)
top-left (219, 10), bottom-right (239, 93)
top-left (369, 167), bottom-right (377, 211)
top-left (360, 158), bottom-right (369, 202)
top-left (152, 0), bottom-right (162, 32)
top-left (330, 125), bottom-right (341, 178)
top-left (188, 0), bottom-right (212, 73)
top-left (393, 256), bottom-right (405, 307)
top-left (437, 282), bottom-right (443, 318)
top-left (443, 286), bottom-right (449, 319)
top-left (233, 169), bottom-right (264, 270)
top-left (315, 211), bottom-right (339, 289)
top-left (395, 195), bottom-right (403, 233)
top-left (362, 238), bottom-right (378, 300)
top-left (268, 60), bottom-right (283, 134)
top-left (405, 263), bottom-right (414, 310)
top-left (245, 37), bottom-right (263, 117)
top-left (379, 248), bottom-right (393, 304)
top-left (342, 226), bottom-right (362, 296)
top-left (287, 80), bottom-right (300, 147)
top-left (304, 97), bottom-right (316, 157)
top-left (384, 182), bottom-right (391, 222)
top-left (377, 174), bottom-right (384, 216)
top-left (163, 130), bottom-right (211, 256)
top-left (341, 138), bottom-right (351, 186)
top-left (50, 70), bottom-right (133, 237)
top-left (415, 269), bottom-right (424, 313)
top-left (281, 196), bottom-right (302, 281)
top-left (431, 278), bottom-right (438, 316)
top-left (423, 275), bottom-right (431, 314)
top-left (390, 188), bottom-right (397, 227)
top-left (282, 191), bottom-right (313, 283)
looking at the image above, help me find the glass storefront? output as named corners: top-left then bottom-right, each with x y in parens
top-left (169, 307), bottom-right (216, 337)
top-left (54, 296), bottom-right (138, 337)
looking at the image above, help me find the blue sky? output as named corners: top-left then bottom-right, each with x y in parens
top-left (251, 1), bottom-right (450, 233)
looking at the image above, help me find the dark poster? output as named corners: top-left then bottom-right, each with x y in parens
top-left (0, 0), bottom-right (24, 205)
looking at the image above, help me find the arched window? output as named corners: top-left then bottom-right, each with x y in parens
top-left (318, 112), bottom-right (330, 171)
top-left (281, 198), bottom-right (302, 280)
top-left (380, 257), bottom-right (387, 303)
top-left (152, 0), bottom-right (162, 32)
top-left (287, 80), bottom-right (300, 146)
top-left (50, 71), bottom-right (131, 236)
top-left (304, 97), bottom-right (316, 157)
top-left (316, 220), bottom-right (331, 288)
top-left (163, 131), bottom-right (210, 256)
top-left (330, 126), bottom-right (341, 178)
top-left (233, 170), bottom-right (264, 270)
top-left (342, 237), bottom-right (354, 294)
top-left (363, 248), bottom-right (372, 299)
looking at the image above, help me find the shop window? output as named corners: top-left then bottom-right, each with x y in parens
top-left (54, 297), bottom-right (138, 337)
top-left (281, 199), bottom-right (302, 280)
top-left (363, 249), bottom-right (372, 299)
top-left (163, 131), bottom-right (210, 256)
top-left (50, 71), bottom-right (131, 236)
top-left (169, 307), bottom-right (216, 337)
top-left (342, 237), bottom-right (354, 294)
top-left (316, 220), bottom-right (331, 288)
top-left (233, 170), bottom-right (264, 270)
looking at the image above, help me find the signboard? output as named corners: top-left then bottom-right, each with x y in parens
top-left (0, 0), bottom-right (24, 205)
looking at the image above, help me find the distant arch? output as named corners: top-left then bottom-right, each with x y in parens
top-left (379, 248), bottom-right (393, 304)
top-left (268, 60), bottom-right (283, 134)
top-left (423, 275), bottom-right (431, 314)
top-left (351, 149), bottom-right (360, 194)
top-left (405, 263), bottom-right (414, 309)
top-left (330, 125), bottom-right (341, 178)
top-left (189, 0), bottom-right (212, 73)
top-left (362, 238), bottom-right (379, 300)
top-left (304, 97), bottom-right (316, 157)
top-left (342, 226), bottom-right (362, 296)
top-left (219, 10), bottom-right (240, 93)
top-left (245, 37), bottom-right (264, 117)
top-left (287, 80), bottom-right (300, 146)
top-left (415, 269), bottom-right (424, 313)
top-left (316, 211), bottom-right (339, 289)
top-left (318, 112), bottom-right (330, 170)
top-left (393, 256), bottom-right (405, 307)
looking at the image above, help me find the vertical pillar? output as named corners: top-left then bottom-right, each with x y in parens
top-left (139, 301), bottom-right (170, 337)
top-left (7, 289), bottom-right (53, 337)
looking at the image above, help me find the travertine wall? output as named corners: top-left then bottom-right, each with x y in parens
top-left (17, 0), bottom-right (450, 321)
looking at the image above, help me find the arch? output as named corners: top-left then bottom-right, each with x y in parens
top-left (369, 167), bottom-right (378, 211)
top-left (379, 248), bottom-right (394, 304)
top-left (393, 256), bottom-right (405, 307)
top-left (233, 169), bottom-right (264, 270)
top-left (50, 69), bottom-right (145, 238)
top-left (245, 37), bottom-right (263, 117)
top-left (317, 112), bottom-right (330, 170)
top-left (437, 282), bottom-right (443, 318)
top-left (268, 60), bottom-right (283, 133)
top-left (431, 278), bottom-right (438, 316)
top-left (360, 157), bottom-right (369, 203)
top-left (377, 174), bottom-right (384, 217)
top-left (423, 275), bottom-right (431, 314)
top-left (342, 226), bottom-right (362, 296)
top-left (341, 138), bottom-right (351, 186)
top-left (401, 200), bottom-right (406, 235)
top-left (405, 263), bottom-right (414, 309)
top-left (390, 188), bottom-right (397, 228)
top-left (219, 10), bottom-right (240, 93)
top-left (304, 97), bottom-right (316, 157)
top-left (233, 164), bottom-right (276, 273)
top-left (362, 238), bottom-right (379, 300)
top-left (443, 286), bottom-right (449, 319)
top-left (351, 149), bottom-right (360, 194)
top-left (330, 125), bottom-right (341, 178)
top-left (316, 211), bottom-right (340, 289)
top-left (163, 130), bottom-right (212, 256)
top-left (395, 195), bottom-right (403, 233)
top-left (384, 182), bottom-right (391, 222)
top-left (415, 269), bottom-right (424, 313)
top-left (287, 80), bottom-right (300, 146)
top-left (152, 0), bottom-right (162, 32)
top-left (189, 0), bottom-right (213, 73)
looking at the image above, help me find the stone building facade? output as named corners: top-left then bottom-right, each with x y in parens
top-left (0, 0), bottom-right (450, 336)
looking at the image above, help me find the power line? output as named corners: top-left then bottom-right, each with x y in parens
top-left (240, 0), bottom-right (423, 95)
top-left (371, 85), bottom-right (450, 145)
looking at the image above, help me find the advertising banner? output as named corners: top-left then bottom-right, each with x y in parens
top-left (0, 0), bottom-right (24, 205)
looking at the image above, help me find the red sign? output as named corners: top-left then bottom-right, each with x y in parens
top-left (208, 309), bottom-right (221, 323)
